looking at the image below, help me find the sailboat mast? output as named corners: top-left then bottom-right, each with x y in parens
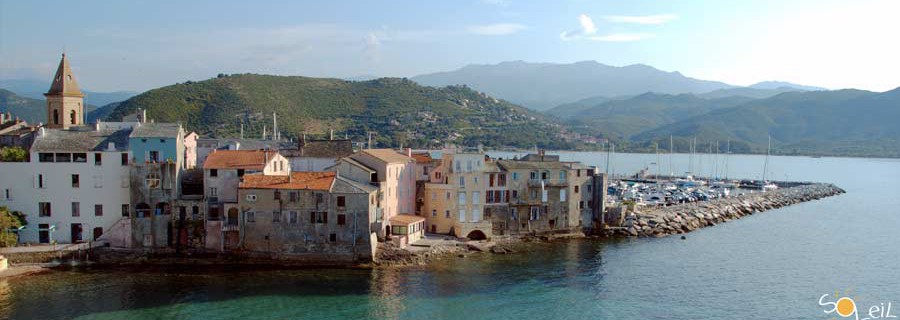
top-left (669, 135), bottom-right (674, 176)
top-left (762, 135), bottom-right (771, 181)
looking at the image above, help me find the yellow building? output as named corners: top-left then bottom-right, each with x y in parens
top-left (422, 150), bottom-right (492, 240)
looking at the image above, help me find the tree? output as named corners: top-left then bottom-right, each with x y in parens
top-left (0, 146), bottom-right (27, 162)
top-left (0, 206), bottom-right (25, 247)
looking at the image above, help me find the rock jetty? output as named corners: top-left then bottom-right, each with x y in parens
top-left (609, 183), bottom-right (845, 238)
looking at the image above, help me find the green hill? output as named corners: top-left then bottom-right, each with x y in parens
top-left (104, 74), bottom-right (573, 149)
top-left (633, 89), bottom-right (900, 157)
top-left (551, 92), bottom-right (753, 140)
top-left (0, 89), bottom-right (45, 123)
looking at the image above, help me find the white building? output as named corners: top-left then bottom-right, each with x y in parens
top-left (0, 126), bottom-right (132, 244)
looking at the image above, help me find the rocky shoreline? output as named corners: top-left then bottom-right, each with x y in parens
top-left (607, 183), bottom-right (845, 238)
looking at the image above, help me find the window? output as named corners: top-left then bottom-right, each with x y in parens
top-left (510, 208), bottom-right (518, 220)
top-left (311, 211), bottom-right (327, 224)
top-left (472, 192), bottom-right (481, 205)
top-left (122, 204), bottom-right (130, 217)
top-left (458, 192), bottom-right (466, 205)
top-left (209, 169), bottom-right (218, 177)
top-left (330, 233), bottom-right (337, 242)
top-left (289, 192), bottom-right (297, 202)
top-left (146, 171), bottom-right (160, 189)
top-left (272, 211), bottom-right (281, 223)
top-left (245, 194), bottom-right (256, 201)
top-left (486, 191), bottom-right (494, 203)
top-left (274, 190), bottom-right (281, 200)
top-left (459, 209), bottom-right (466, 222)
top-left (72, 174), bottom-right (80, 188)
top-left (210, 188), bottom-right (218, 197)
top-left (466, 160), bottom-right (472, 171)
top-left (246, 211), bottom-right (255, 223)
top-left (587, 169), bottom-right (595, 176)
top-left (149, 151), bottom-right (160, 162)
top-left (445, 210), bottom-right (450, 218)
top-left (237, 169), bottom-right (245, 177)
top-left (209, 205), bottom-right (221, 220)
top-left (530, 206), bottom-right (540, 220)
top-left (39, 202), bottom-right (51, 217)
top-left (530, 171), bottom-right (538, 180)
top-left (432, 209), bottom-right (437, 217)
top-left (337, 196), bottom-right (346, 208)
top-left (39, 153), bottom-right (54, 162)
top-left (574, 186), bottom-right (580, 193)
top-left (498, 174), bottom-right (507, 186)
top-left (289, 211), bottom-right (298, 224)
top-left (446, 192), bottom-right (451, 200)
top-left (56, 153), bottom-right (71, 162)
top-left (121, 153), bottom-right (129, 165)
top-left (160, 139), bottom-right (166, 143)
top-left (94, 153), bottom-right (102, 166)
top-left (192, 206), bottom-right (199, 219)
top-left (489, 174), bottom-right (495, 187)
top-left (3, 188), bottom-right (9, 200)
top-left (542, 190), bottom-right (548, 202)
top-left (72, 202), bottom-right (80, 217)
top-left (542, 171), bottom-right (548, 180)
top-left (392, 226), bottom-right (408, 235)
top-left (512, 172), bottom-right (519, 180)
top-left (472, 208), bottom-right (482, 222)
top-left (474, 176), bottom-right (478, 184)
top-left (455, 160), bottom-right (461, 171)
top-left (315, 193), bottom-right (324, 204)
top-left (512, 190), bottom-right (518, 199)
top-left (459, 176), bottom-right (465, 186)
top-left (560, 189), bottom-right (567, 202)
top-left (577, 169), bottom-right (582, 177)
top-left (559, 171), bottom-right (566, 181)
top-left (73, 153), bottom-right (87, 163)
top-left (579, 201), bottom-right (585, 209)
top-left (337, 214), bottom-right (346, 226)
top-left (95, 204), bottom-right (103, 216)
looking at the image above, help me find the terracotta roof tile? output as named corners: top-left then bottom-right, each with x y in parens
top-left (203, 150), bottom-right (279, 169)
top-left (410, 152), bottom-right (433, 164)
top-left (240, 172), bottom-right (335, 191)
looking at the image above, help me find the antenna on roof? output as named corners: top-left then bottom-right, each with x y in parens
top-left (240, 122), bottom-right (244, 140)
top-left (272, 112), bottom-right (278, 141)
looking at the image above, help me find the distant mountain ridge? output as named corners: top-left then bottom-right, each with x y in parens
top-left (412, 61), bottom-right (736, 110)
top-left (0, 88), bottom-right (102, 124)
top-left (0, 79), bottom-right (137, 107)
top-left (749, 81), bottom-right (826, 91)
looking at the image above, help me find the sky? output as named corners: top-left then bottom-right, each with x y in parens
top-left (1, 0), bottom-right (898, 92)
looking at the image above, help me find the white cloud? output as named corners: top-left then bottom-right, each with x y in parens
top-left (605, 14), bottom-right (678, 25)
top-left (467, 23), bottom-right (527, 35)
top-left (560, 14), bottom-right (651, 42)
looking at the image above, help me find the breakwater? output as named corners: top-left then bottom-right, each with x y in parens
top-left (609, 183), bottom-right (846, 237)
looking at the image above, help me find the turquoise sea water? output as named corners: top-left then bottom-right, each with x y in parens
top-left (2, 152), bottom-right (899, 320)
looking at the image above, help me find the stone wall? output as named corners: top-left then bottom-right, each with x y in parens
top-left (608, 183), bottom-right (845, 237)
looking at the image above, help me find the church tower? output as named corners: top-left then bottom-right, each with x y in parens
top-left (44, 53), bottom-right (85, 129)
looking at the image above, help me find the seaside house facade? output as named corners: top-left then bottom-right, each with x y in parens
top-left (422, 150), bottom-right (492, 240)
top-left (236, 171), bottom-right (378, 262)
top-left (202, 149), bottom-right (290, 250)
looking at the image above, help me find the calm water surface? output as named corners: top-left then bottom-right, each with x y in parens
top-left (2, 152), bottom-right (899, 320)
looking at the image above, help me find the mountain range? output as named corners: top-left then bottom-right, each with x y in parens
top-left (0, 79), bottom-right (137, 107)
top-left (411, 61), bottom-right (738, 110)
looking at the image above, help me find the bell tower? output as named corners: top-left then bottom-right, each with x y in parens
top-left (44, 53), bottom-right (85, 129)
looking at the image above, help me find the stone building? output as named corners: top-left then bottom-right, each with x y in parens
top-left (281, 137), bottom-right (354, 171)
top-left (422, 150), bottom-right (492, 240)
top-left (236, 171), bottom-right (378, 262)
top-left (202, 149), bottom-right (290, 249)
top-left (127, 122), bottom-right (186, 248)
top-left (44, 53), bottom-right (85, 130)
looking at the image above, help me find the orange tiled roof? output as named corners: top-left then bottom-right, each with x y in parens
top-left (240, 172), bottom-right (335, 191)
top-left (410, 152), bottom-right (432, 164)
top-left (203, 150), bottom-right (278, 170)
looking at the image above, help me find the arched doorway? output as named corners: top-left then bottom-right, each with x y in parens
top-left (70, 110), bottom-right (77, 125)
top-left (52, 109), bottom-right (59, 125)
top-left (136, 202), bottom-right (151, 217)
top-left (466, 230), bottom-right (487, 241)
top-left (155, 202), bottom-right (170, 215)
top-left (227, 208), bottom-right (239, 225)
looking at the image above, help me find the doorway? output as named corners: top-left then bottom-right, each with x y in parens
top-left (71, 223), bottom-right (83, 243)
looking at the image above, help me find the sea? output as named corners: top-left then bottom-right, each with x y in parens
top-left (2, 152), bottom-right (898, 320)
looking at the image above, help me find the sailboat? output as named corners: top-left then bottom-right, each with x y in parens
top-left (756, 136), bottom-right (778, 191)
